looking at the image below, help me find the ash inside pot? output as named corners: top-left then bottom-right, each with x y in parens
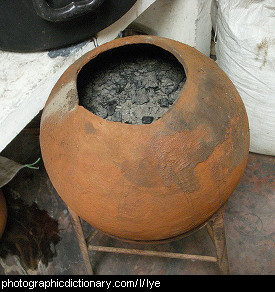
top-left (77, 44), bottom-right (186, 124)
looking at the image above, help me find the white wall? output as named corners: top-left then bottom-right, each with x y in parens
top-left (133, 0), bottom-right (212, 56)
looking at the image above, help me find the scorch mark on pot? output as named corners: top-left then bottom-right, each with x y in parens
top-left (85, 122), bottom-right (97, 134)
top-left (41, 81), bottom-right (78, 124)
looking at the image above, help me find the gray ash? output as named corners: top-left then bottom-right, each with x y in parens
top-left (77, 44), bottom-right (186, 124)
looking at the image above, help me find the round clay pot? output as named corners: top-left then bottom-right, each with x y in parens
top-left (40, 35), bottom-right (250, 242)
top-left (0, 189), bottom-right (7, 238)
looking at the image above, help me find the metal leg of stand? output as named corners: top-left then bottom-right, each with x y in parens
top-left (69, 205), bottom-right (230, 275)
top-left (68, 207), bottom-right (94, 275)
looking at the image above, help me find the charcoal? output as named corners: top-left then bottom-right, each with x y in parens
top-left (112, 111), bottom-right (122, 122)
top-left (142, 116), bottom-right (154, 124)
top-left (159, 98), bottom-right (169, 108)
top-left (79, 46), bottom-right (186, 124)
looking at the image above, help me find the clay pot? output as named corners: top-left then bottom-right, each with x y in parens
top-left (0, 189), bottom-right (7, 238)
top-left (40, 35), bottom-right (249, 242)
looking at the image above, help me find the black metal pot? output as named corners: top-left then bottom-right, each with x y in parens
top-left (0, 0), bottom-right (137, 52)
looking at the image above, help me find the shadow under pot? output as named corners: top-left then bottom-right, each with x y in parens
top-left (40, 35), bottom-right (250, 243)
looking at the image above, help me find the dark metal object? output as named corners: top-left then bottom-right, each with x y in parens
top-left (0, 0), bottom-right (137, 52)
top-left (69, 205), bottom-right (230, 275)
top-left (32, 0), bottom-right (104, 22)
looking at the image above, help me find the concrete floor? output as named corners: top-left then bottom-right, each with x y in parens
top-left (0, 116), bottom-right (274, 275)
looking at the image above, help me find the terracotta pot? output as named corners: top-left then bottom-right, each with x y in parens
top-left (40, 35), bottom-right (250, 242)
top-left (0, 189), bottom-right (7, 238)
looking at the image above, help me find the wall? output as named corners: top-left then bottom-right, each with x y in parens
top-left (133, 0), bottom-right (212, 56)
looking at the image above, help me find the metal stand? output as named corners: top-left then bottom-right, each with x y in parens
top-left (68, 205), bottom-right (229, 275)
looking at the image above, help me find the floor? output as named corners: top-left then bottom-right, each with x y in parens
top-left (0, 113), bottom-right (274, 275)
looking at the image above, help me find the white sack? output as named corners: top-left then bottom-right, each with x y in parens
top-left (215, 0), bottom-right (275, 155)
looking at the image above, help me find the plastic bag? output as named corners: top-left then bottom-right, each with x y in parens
top-left (215, 0), bottom-right (275, 155)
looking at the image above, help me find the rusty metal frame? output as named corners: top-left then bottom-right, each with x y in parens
top-left (68, 205), bottom-right (229, 275)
